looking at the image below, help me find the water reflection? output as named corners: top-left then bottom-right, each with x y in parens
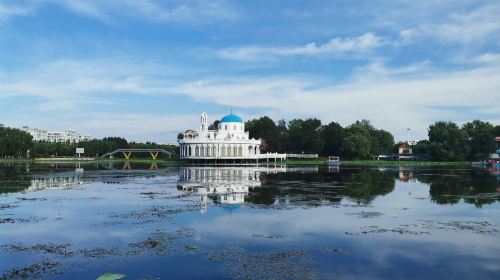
top-left (1, 163), bottom-right (499, 208)
top-left (0, 163), bottom-right (499, 279)
top-left (177, 166), bottom-right (289, 213)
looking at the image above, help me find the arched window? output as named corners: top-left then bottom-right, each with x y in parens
top-left (221, 146), bottom-right (226, 156)
top-left (248, 145), bottom-right (253, 155)
top-left (225, 125), bottom-right (228, 130)
top-left (233, 146), bottom-right (237, 156)
top-left (238, 145), bottom-right (243, 156)
top-left (200, 145), bottom-right (204, 156)
top-left (211, 146), bottom-right (216, 156)
top-left (254, 146), bottom-right (257, 154)
top-left (195, 146), bottom-right (199, 156)
top-left (227, 145), bottom-right (232, 156)
top-left (188, 146), bottom-right (192, 156)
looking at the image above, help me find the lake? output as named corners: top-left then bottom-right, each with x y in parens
top-left (0, 163), bottom-right (499, 279)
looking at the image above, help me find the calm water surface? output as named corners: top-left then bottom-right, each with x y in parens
top-left (0, 163), bottom-right (499, 279)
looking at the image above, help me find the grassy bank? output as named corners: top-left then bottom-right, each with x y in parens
top-left (339, 160), bottom-right (470, 166)
top-left (0, 158), bottom-right (180, 164)
top-left (0, 158), bottom-right (471, 167)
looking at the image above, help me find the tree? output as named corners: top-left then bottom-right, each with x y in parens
top-left (283, 118), bottom-right (324, 154)
top-left (342, 124), bottom-right (371, 159)
top-left (245, 116), bottom-right (279, 152)
top-left (428, 121), bottom-right (468, 161)
top-left (276, 119), bottom-right (287, 152)
top-left (208, 120), bottom-right (220, 130)
top-left (370, 129), bottom-right (394, 155)
top-left (0, 127), bottom-right (33, 157)
top-left (321, 122), bottom-right (344, 156)
top-left (177, 133), bottom-right (184, 140)
top-left (494, 125), bottom-right (500, 136)
top-left (462, 120), bottom-right (496, 160)
top-left (413, 140), bottom-right (430, 155)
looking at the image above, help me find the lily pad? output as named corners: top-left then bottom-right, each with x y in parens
top-left (96, 273), bottom-right (126, 280)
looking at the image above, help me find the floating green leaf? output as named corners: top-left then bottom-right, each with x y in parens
top-left (96, 273), bottom-right (126, 280)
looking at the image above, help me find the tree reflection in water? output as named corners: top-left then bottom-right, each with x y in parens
top-left (1, 163), bottom-right (498, 209)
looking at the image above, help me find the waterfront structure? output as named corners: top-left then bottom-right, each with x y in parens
top-left (177, 166), bottom-right (289, 213)
top-left (178, 112), bottom-right (286, 162)
top-left (398, 142), bottom-right (413, 156)
top-left (21, 126), bottom-right (92, 143)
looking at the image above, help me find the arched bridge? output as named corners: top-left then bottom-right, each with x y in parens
top-left (100, 149), bottom-right (175, 160)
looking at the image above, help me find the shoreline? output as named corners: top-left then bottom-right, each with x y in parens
top-left (0, 158), bottom-right (471, 167)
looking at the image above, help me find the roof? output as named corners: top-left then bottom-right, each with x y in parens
top-left (220, 113), bottom-right (243, 123)
top-left (399, 142), bottom-right (411, 148)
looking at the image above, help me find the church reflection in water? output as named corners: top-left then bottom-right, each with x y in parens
top-left (177, 166), bottom-right (293, 213)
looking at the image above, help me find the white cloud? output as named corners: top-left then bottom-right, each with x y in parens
top-left (49, 0), bottom-right (238, 25)
top-left (217, 33), bottom-right (385, 61)
top-left (0, 0), bottom-right (239, 25)
top-left (0, 2), bottom-right (33, 22)
top-left (1, 57), bottom-right (499, 142)
top-left (172, 64), bottom-right (500, 140)
top-left (398, 2), bottom-right (500, 45)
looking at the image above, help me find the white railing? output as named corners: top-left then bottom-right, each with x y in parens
top-left (286, 154), bottom-right (318, 159)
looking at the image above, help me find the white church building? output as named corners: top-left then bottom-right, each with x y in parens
top-left (178, 112), bottom-right (285, 162)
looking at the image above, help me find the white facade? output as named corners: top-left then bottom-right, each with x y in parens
top-left (21, 126), bottom-right (92, 143)
top-left (178, 112), bottom-right (262, 160)
top-left (177, 166), bottom-right (287, 213)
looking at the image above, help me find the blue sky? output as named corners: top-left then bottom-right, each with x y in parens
top-left (0, 0), bottom-right (499, 143)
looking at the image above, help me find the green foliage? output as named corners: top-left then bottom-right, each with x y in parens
top-left (462, 120), bottom-right (496, 160)
top-left (494, 125), bottom-right (500, 136)
top-left (342, 124), bottom-right (371, 159)
top-left (320, 122), bottom-right (343, 156)
top-left (27, 137), bottom-right (178, 158)
top-left (2, 118), bottom-right (496, 161)
top-left (282, 118), bottom-right (324, 154)
top-left (0, 127), bottom-right (33, 157)
top-left (413, 140), bottom-right (430, 154)
top-left (208, 120), bottom-right (220, 130)
top-left (245, 116), bottom-right (279, 152)
top-left (428, 121), bottom-right (468, 161)
top-left (370, 129), bottom-right (394, 156)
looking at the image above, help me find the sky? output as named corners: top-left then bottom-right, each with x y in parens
top-left (0, 0), bottom-right (499, 143)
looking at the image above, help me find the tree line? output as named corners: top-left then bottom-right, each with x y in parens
top-left (1, 119), bottom-right (498, 161)
top-left (0, 127), bottom-right (178, 159)
top-left (242, 117), bottom-right (395, 159)
top-left (241, 117), bottom-right (498, 161)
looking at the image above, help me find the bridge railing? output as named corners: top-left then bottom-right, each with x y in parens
top-left (99, 148), bottom-right (175, 160)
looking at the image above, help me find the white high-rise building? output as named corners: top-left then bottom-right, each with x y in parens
top-left (21, 126), bottom-right (92, 143)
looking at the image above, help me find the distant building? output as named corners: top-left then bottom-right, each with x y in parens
top-left (178, 112), bottom-right (262, 160)
top-left (398, 142), bottom-right (413, 156)
top-left (21, 126), bottom-right (92, 143)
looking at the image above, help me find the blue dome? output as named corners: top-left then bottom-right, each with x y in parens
top-left (220, 113), bottom-right (243, 123)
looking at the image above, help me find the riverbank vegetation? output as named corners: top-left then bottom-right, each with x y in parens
top-left (0, 128), bottom-right (177, 159)
top-left (1, 119), bottom-right (498, 161)
top-left (243, 117), bottom-right (499, 161)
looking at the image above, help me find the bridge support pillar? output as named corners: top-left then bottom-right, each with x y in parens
top-left (149, 152), bottom-right (159, 160)
top-left (123, 152), bottom-right (132, 160)
top-left (122, 161), bottom-right (131, 170)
